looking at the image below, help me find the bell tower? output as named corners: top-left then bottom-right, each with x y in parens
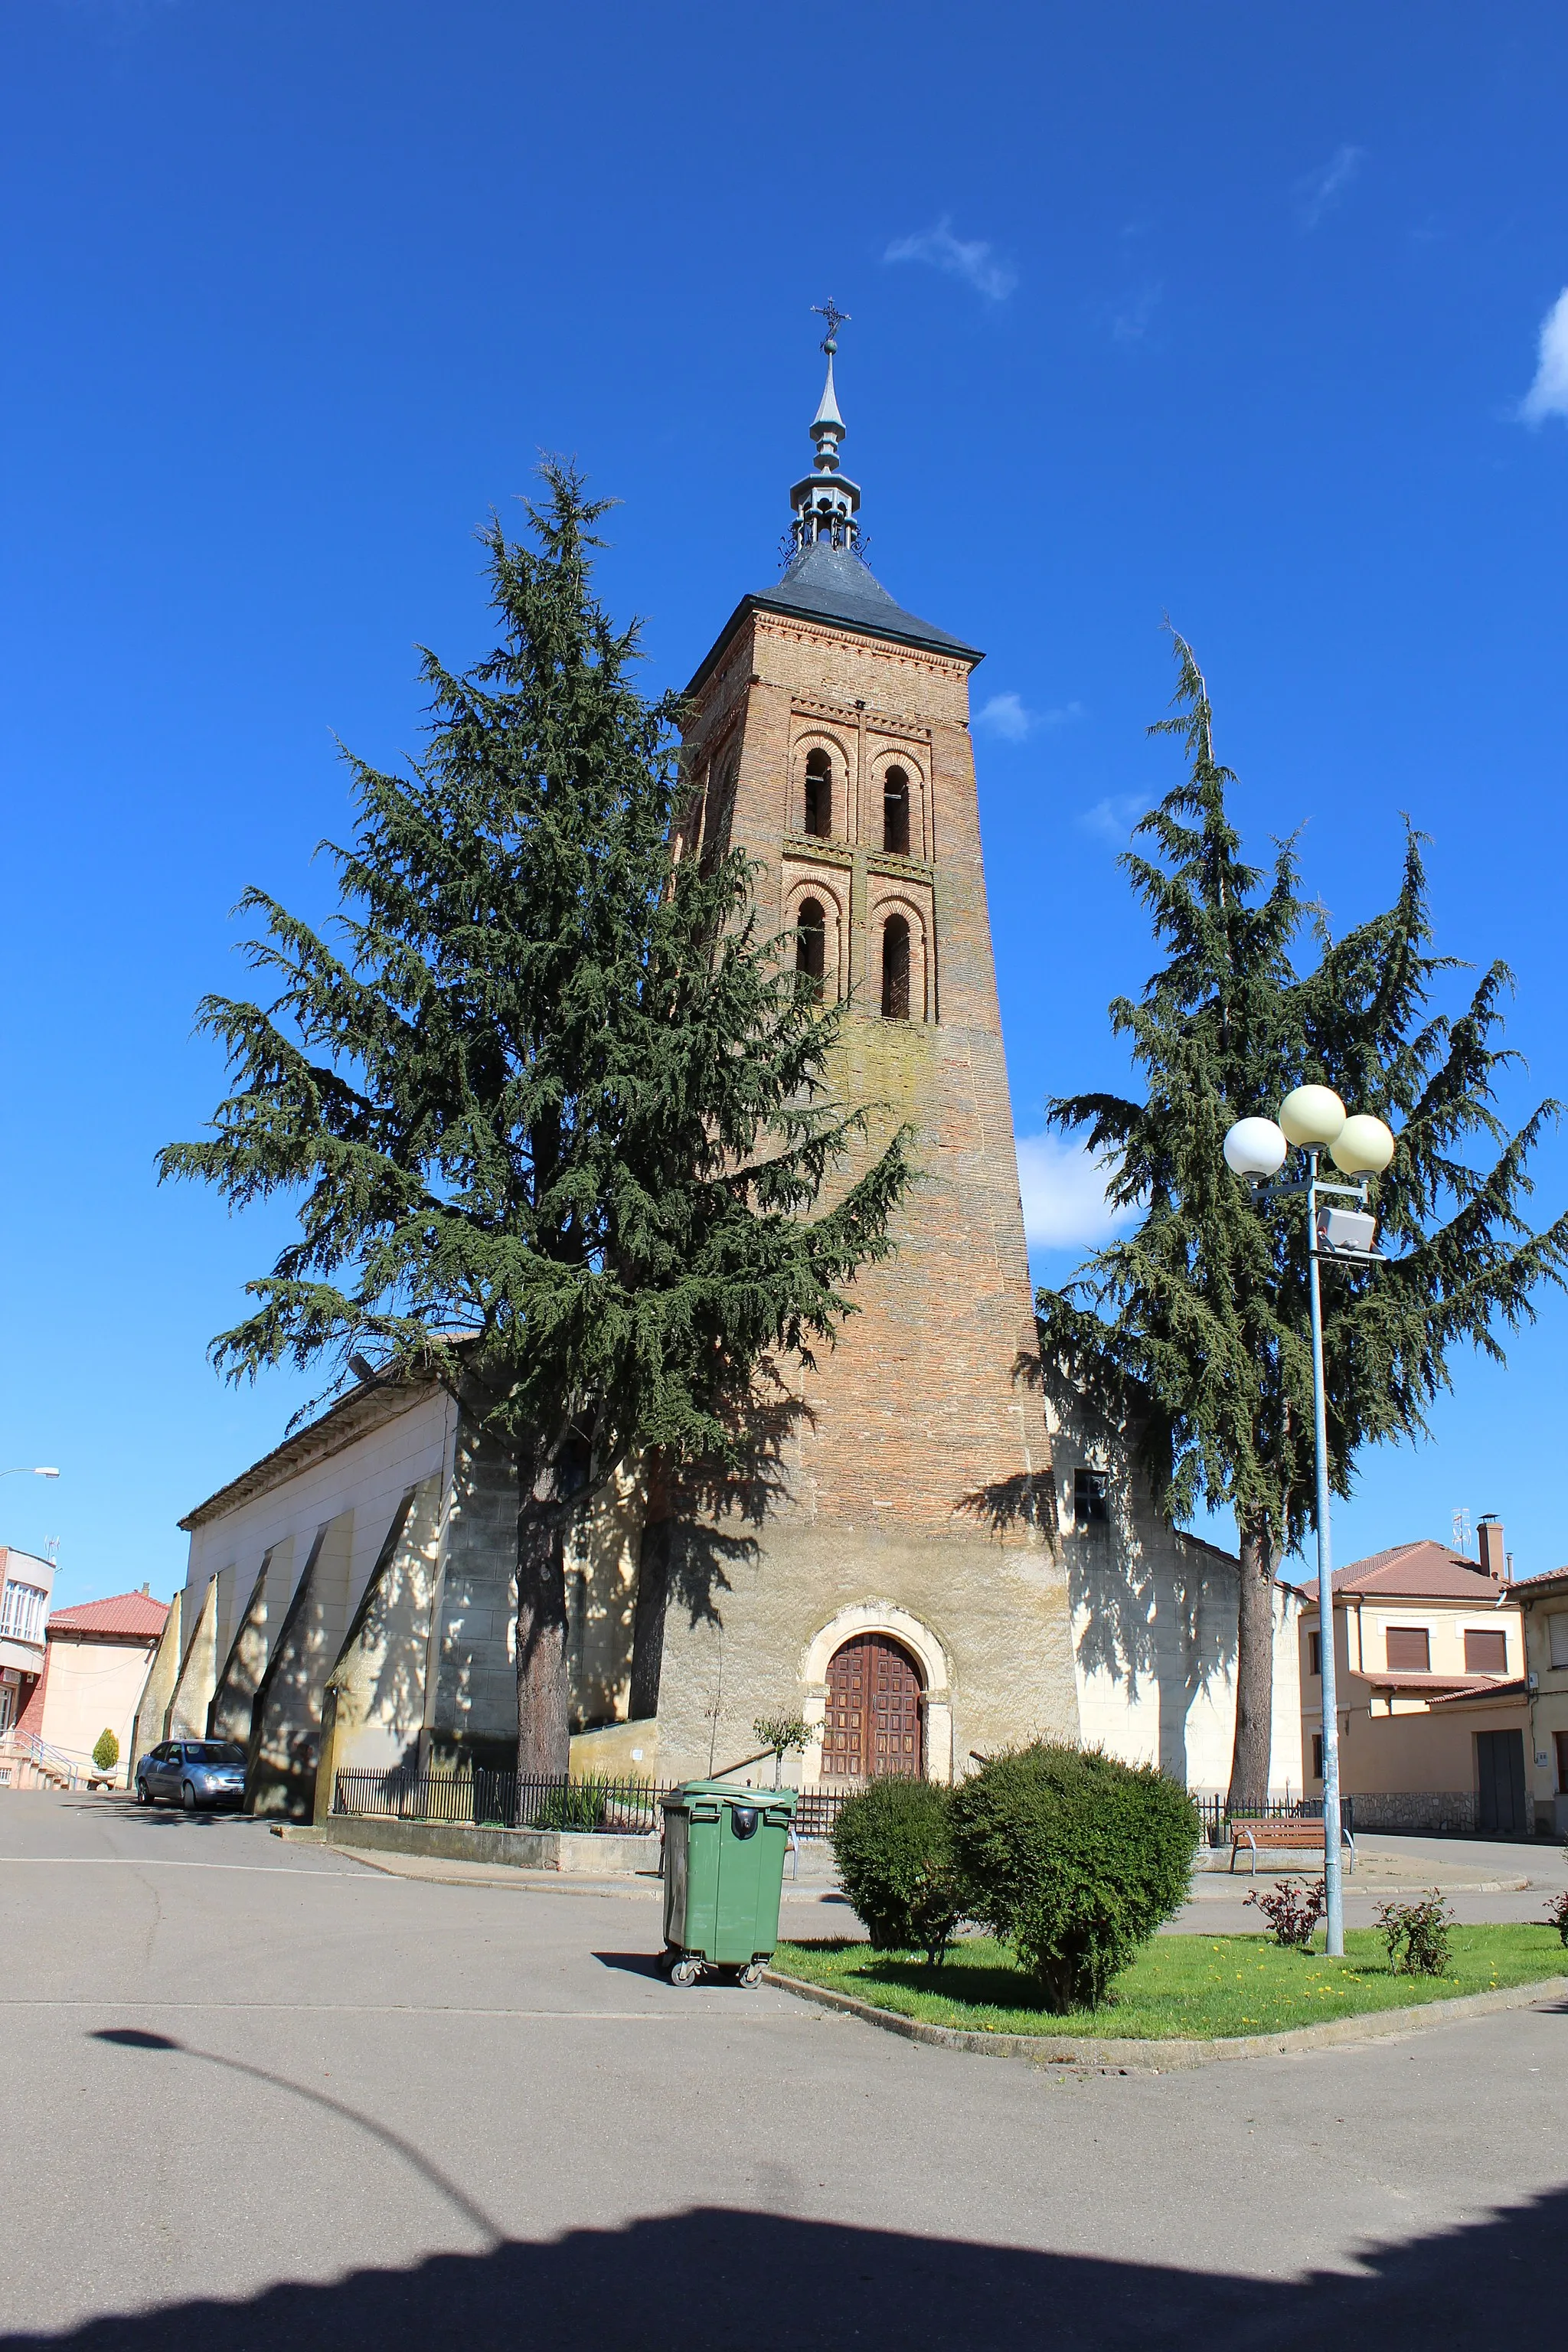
top-left (654, 316), bottom-right (1080, 1783)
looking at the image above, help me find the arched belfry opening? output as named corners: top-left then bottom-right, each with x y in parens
top-left (881, 913), bottom-right (911, 1020)
top-left (803, 747), bottom-right (832, 838)
top-left (795, 896), bottom-right (826, 987)
top-left (822, 1632), bottom-right (924, 1780)
top-left (883, 765), bottom-right (911, 855)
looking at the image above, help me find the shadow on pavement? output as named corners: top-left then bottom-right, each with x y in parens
top-left (4, 2182), bottom-right (1565, 2350)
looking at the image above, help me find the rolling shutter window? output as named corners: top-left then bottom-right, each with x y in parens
top-left (1550, 1615), bottom-right (1568, 1671)
top-left (1386, 1626), bottom-right (1430, 1671)
top-left (1463, 1628), bottom-right (1508, 1674)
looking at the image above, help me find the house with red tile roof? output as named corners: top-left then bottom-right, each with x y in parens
top-left (23, 1589), bottom-right (169, 1788)
top-left (1297, 1518), bottom-right (1534, 1834)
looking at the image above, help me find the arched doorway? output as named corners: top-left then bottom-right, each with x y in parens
top-left (822, 1632), bottom-right (924, 1780)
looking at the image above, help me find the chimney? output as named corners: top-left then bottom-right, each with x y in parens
top-left (1477, 1516), bottom-right (1506, 1580)
top-left (140, 1581), bottom-right (150, 1596)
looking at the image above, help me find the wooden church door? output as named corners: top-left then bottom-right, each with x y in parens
top-left (822, 1633), bottom-right (924, 1781)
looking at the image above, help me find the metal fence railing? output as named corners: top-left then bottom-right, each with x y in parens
top-left (332, 1767), bottom-right (680, 1833)
top-left (333, 1766), bottom-right (866, 1839)
top-left (1194, 1794), bottom-right (1356, 1848)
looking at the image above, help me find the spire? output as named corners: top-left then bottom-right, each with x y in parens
top-left (789, 302), bottom-right (861, 555)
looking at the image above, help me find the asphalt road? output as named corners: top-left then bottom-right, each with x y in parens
top-left (3, 1791), bottom-right (1566, 2350)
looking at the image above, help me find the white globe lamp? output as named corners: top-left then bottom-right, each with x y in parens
top-left (1279, 1085), bottom-right (1347, 1149)
top-left (1223, 1117), bottom-right (1289, 1180)
top-left (1330, 1113), bottom-right (1396, 1175)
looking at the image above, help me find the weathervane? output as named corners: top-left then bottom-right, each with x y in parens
top-left (811, 299), bottom-right (850, 355)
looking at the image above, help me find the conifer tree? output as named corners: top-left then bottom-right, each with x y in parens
top-left (1039, 636), bottom-right (1568, 1808)
top-left (161, 468), bottom-right (912, 1779)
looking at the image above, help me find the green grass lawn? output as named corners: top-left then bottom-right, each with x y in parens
top-left (773, 1925), bottom-right (1568, 2040)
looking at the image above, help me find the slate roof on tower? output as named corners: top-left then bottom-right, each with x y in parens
top-left (687, 314), bottom-right (982, 694)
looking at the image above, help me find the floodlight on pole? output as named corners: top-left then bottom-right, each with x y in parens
top-left (1220, 1091), bottom-right (1396, 1961)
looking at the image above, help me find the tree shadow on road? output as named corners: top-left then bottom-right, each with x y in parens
top-left (4, 2179), bottom-right (1564, 2351)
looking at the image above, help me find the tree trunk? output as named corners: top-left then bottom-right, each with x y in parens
top-left (1226, 1514), bottom-right (1276, 1813)
top-left (629, 1514), bottom-right (671, 1723)
top-left (515, 1454), bottom-right (572, 1783)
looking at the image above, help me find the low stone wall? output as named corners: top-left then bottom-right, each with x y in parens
top-left (325, 1815), bottom-right (662, 1873)
top-left (1348, 1791), bottom-right (1480, 1836)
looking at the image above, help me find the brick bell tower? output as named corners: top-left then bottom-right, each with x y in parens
top-left (651, 313), bottom-right (1080, 1784)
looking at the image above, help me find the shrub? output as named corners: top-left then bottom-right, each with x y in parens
top-left (533, 1780), bottom-right (609, 1832)
top-left (1245, 1876), bottom-right (1327, 1950)
top-left (1545, 1888), bottom-right (1568, 1948)
top-left (1376, 1890), bottom-right (1454, 1976)
top-left (949, 1743), bottom-right (1200, 2013)
top-left (91, 1729), bottom-right (119, 1773)
top-left (831, 1778), bottom-right (962, 1962)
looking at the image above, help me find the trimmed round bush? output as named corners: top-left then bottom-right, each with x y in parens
top-left (91, 1728), bottom-right (120, 1774)
top-left (949, 1743), bottom-right (1200, 2012)
top-left (831, 1777), bottom-right (962, 1960)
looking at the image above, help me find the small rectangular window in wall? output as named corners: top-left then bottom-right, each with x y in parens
top-left (1557, 1730), bottom-right (1568, 1795)
top-left (1550, 1613), bottom-right (1568, 1671)
top-left (1307, 1632), bottom-right (1321, 1679)
top-left (1463, 1628), bottom-right (1508, 1674)
top-left (1312, 1733), bottom-right (1324, 1782)
top-left (1386, 1626), bottom-right (1431, 1671)
top-left (1073, 1468), bottom-right (1109, 1527)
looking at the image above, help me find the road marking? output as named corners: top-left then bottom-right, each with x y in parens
top-left (1, 1998), bottom-right (783, 2020)
top-left (0, 1857), bottom-right (389, 1878)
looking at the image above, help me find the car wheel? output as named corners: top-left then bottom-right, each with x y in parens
top-left (136, 1779), bottom-right (152, 1806)
top-left (181, 1780), bottom-right (198, 1812)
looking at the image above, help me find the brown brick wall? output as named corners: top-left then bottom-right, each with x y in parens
top-left (656, 599), bottom-right (1080, 1780)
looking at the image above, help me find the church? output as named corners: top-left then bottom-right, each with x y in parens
top-left (133, 327), bottom-right (1302, 1816)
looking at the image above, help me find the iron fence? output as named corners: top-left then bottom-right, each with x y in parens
top-left (1194, 1793), bottom-right (1356, 1847)
top-left (332, 1766), bottom-right (864, 1839)
top-left (332, 1766), bottom-right (682, 1831)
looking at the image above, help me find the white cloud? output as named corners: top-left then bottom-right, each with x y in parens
top-left (975, 693), bottom-right (1083, 742)
top-left (884, 217), bottom-right (1016, 302)
top-left (1109, 281), bottom-right (1161, 345)
top-left (1295, 144), bottom-right (1364, 230)
top-left (1520, 287), bottom-right (1568, 425)
top-left (1077, 793), bottom-right (1145, 844)
top-left (1016, 1135), bottom-right (1136, 1253)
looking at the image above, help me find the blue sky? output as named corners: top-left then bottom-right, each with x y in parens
top-left (4, 2), bottom-right (1567, 1606)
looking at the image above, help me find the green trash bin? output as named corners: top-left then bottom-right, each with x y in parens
top-left (660, 1782), bottom-right (797, 1986)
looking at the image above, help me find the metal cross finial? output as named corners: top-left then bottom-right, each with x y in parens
top-left (812, 299), bottom-right (851, 354)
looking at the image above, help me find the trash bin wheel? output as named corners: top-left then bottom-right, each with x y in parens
top-left (669, 1955), bottom-right (704, 1988)
top-left (739, 1961), bottom-right (764, 1988)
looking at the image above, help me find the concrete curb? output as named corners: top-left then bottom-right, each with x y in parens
top-left (761, 1968), bottom-right (1568, 2074)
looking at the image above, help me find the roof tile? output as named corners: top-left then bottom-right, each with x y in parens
top-left (47, 1592), bottom-right (169, 1639)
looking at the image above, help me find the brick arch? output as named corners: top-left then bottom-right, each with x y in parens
top-left (870, 750), bottom-right (927, 858)
top-left (868, 890), bottom-right (929, 1022)
top-left (791, 730), bottom-right (851, 841)
top-left (783, 875), bottom-right (847, 999)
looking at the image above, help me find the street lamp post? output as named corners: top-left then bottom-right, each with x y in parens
top-left (1, 1468), bottom-right (60, 1481)
top-left (1223, 1088), bottom-right (1395, 1958)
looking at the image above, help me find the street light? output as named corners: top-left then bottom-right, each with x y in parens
top-left (1223, 1086), bottom-right (1395, 1959)
top-left (1, 1467), bottom-right (60, 1479)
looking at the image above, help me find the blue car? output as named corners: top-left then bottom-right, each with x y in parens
top-left (136, 1739), bottom-right (247, 1811)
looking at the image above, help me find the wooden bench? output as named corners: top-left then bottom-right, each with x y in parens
top-left (1229, 1815), bottom-right (1355, 1875)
